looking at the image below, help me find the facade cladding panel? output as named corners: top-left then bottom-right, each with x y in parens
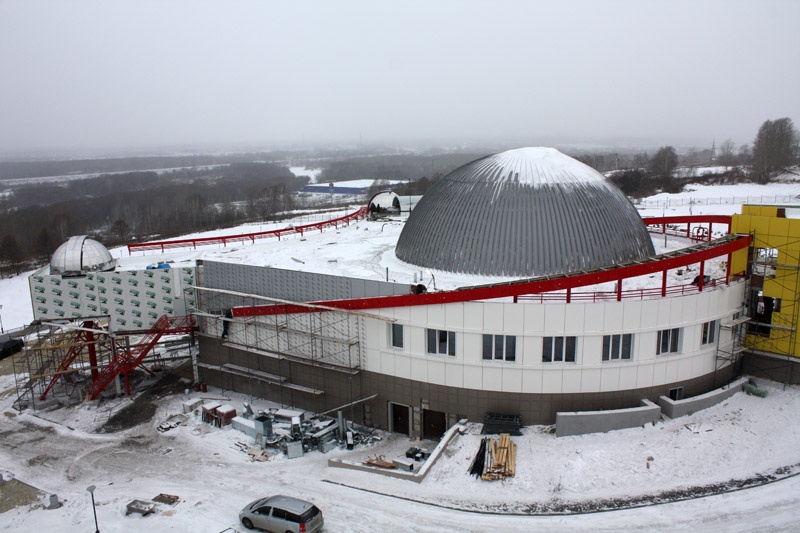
top-left (201, 261), bottom-right (409, 309)
top-left (396, 147), bottom-right (655, 277)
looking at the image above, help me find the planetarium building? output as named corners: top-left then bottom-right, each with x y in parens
top-left (190, 147), bottom-right (749, 438)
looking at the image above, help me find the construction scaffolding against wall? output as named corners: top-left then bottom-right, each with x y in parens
top-left (193, 287), bottom-right (394, 415)
top-left (12, 319), bottom-right (196, 411)
top-left (12, 321), bottom-right (115, 411)
top-left (196, 287), bottom-right (395, 370)
top-left (742, 227), bottom-right (800, 386)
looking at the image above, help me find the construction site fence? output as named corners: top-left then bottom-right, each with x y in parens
top-left (635, 195), bottom-right (798, 209)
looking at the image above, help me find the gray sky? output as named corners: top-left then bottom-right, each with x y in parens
top-left (1, 0), bottom-right (798, 155)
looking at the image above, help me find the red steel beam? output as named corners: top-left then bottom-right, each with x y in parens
top-left (232, 233), bottom-right (751, 317)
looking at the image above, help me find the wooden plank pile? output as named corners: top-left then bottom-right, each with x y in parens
top-left (481, 433), bottom-right (516, 481)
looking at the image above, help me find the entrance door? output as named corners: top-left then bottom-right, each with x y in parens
top-left (422, 409), bottom-right (447, 440)
top-left (390, 403), bottom-right (410, 436)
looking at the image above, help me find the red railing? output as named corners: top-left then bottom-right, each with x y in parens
top-left (516, 276), bottom-right (730, 303)
top-left (126, 206), bottom-right (370, 253)
top-left (642, 214), bottom-right (731, 242)
top-left (233, 233), bottom-right (751, 317)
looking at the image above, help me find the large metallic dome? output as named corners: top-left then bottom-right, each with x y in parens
top-left (50, 235), bottom-right (115, 276)
top-left (395, 147), bottom-right (655, 277)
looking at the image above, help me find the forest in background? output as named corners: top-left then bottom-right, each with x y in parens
top-left (0, 117), bottom-right (796, 276)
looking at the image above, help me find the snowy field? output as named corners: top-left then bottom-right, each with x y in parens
top-left (1, 177), bottom-right (800, 531)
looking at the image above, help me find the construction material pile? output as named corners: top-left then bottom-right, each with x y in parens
top-left (468, 433), bottom-right (517, 481)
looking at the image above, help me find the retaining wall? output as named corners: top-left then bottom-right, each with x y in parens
top-left (555, 399), bottom-right (661, 437)
top-left (658, 376), bottom-right (749, 419)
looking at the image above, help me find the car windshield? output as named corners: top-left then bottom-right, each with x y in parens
top-left (300, 505), bottom-right (320, 522)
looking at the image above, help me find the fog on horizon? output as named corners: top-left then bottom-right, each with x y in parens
top-left (1, 0), bottom-right (798, 156)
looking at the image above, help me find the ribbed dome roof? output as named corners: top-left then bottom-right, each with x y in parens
top-left (395, 147), bottom-right (655, 277)
top-left (50, 235), bottom-right (115, 276)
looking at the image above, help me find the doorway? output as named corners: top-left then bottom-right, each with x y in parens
top-left (389, 402), bottom-right (410, 436)
top-left (422, 409), bottom-right (447, 440)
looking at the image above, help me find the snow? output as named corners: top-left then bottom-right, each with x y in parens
top-left (289, 166), bottom-right (322, 183)
top-left (2, 176), bottom-right (800, 531)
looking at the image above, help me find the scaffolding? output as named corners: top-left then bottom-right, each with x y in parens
top-left (12, 317), bottom-right (196, 411)
top-left (193, 287), bottom-right (394, 418)
top-left (12, 321), bottom-right (115, 411)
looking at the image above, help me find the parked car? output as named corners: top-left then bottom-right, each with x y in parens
top-left (0, 338), bottom-right (24, 360)
top-left (239, 495), bottom-right (324, 533)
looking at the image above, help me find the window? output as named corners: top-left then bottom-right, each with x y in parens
top-left (426, 328), bottom-right (455, 356)
top-left (390, 323), bottom-right (404, 348)
top-left (602, 334), bottom-right (633, 361)
top-left (482, 334), bottom-right (516, 362)
top-left (657, 328), bottom-right (681, 355)
top-left (669, 387), bottom-right (684, 401)
top-left (542, 336), bottom-right (576, 362)
top-left (701, 320), bottom-right (718, 345)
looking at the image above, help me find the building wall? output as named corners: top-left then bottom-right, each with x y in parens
top-left (732, 205), bottom-right (800, 359)
top-left (29, 266), bottom-right (196, 331)
top-left (197, 281), bottom-right (744, 431)
top-left (362, 282), bottom-right (744, 395)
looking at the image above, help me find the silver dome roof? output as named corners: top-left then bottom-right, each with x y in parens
top-left (395, 147), bottom-right (655, 277)
top-left (50, 235), bottom-right (115, 276)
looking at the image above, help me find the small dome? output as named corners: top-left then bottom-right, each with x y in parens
top-left (396, 147), bottom-right (655, 277)
top-left (50, 236), bottom-right (115, 276)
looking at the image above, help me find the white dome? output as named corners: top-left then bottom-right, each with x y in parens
top-left (50, 236), bottom-right (115, 276)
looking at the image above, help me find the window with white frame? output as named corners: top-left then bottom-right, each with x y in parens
top-left (657, 328), bottom-right (681, 355)
top-left (482, 334), bottom-right (516, 362)
top-left (701, 320), bottom-right (718, 345)
top-left (390, 323), bottom-right (404, 349)
top-left (426, 328), bottom-right (456, 356)
top-left (602, 333), bottom-right (633, 361)
top-left (542, 336), bottom-right (576, 362)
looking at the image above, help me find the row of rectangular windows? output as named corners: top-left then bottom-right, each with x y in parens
top-left (389, 321), bottom-right (720, 363)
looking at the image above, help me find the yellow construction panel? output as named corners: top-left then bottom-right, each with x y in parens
top-left (769, 216), bottom-right (791, 238)
top-left (729, 248), bottom-right (748, 277)
top-left (742, 205), bottom-right (777, 218)
top-left (731, 214), bottom-right (757, 235)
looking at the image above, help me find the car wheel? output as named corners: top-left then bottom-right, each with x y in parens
top-left (241, 517), bottom-right (254, 529)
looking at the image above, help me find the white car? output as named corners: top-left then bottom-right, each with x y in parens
top-left (239, 495), bottom-right (324, 532)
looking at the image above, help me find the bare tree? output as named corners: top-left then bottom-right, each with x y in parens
top-left (648, 146), bottom-right (678, 179)
top-left (752, 117), bottom-right (799, 182)
top-left (718, 139), bottom-right (737, 168)
top-left (0, 235), bottom-right (24, 275)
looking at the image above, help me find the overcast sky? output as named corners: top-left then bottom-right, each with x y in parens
top-left (1, 0), bottom-right (798, 156)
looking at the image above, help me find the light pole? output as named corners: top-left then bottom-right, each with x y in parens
top-left (86, 485), bottom-right (99, 533)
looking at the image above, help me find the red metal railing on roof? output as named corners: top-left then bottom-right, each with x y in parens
top-left (232, 231), bottom-right (751, 317)
top-left (126, 206), bottom-right (370, 253)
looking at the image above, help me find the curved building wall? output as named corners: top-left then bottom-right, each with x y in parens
top-left (196, 280), bottom-right (745, 430)
top-left (362, 281), bottom-right (745, 396)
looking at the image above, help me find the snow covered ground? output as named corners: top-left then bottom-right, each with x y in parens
top-left (1, 177), bottom-right (800, 532)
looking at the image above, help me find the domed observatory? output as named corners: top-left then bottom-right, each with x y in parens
top-left (396, 147), bottom-right (655, 277)
top-left (50, 235), bottom-right (116, 277)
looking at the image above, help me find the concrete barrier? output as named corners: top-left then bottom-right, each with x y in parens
top-left (555, 399), bottom-right (661, 437)
top-left (328, 419), bottom-right (467, 483)
top-left (659, 376), bottom-right (749, 419)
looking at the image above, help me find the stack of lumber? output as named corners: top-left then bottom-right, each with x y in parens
top-left (481, 433), bottom-right (516, 481)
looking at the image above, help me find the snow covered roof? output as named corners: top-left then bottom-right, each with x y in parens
top-left (396, 147), bottom-right (655, 277)
top-left (50, 235), bottom-right (115, 276)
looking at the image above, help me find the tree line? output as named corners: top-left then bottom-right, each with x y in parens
top-left (0, 162), bottom-right (305, 275)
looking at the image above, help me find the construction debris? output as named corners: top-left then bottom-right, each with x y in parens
top-left (481, 433), bottom-right (517, 481)
top-left (126, 499), bottom-right (156, 516)
top-left (153, 493), bottom-right (179, 505)
top-left (363, 454), bottom-right (396, 469)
